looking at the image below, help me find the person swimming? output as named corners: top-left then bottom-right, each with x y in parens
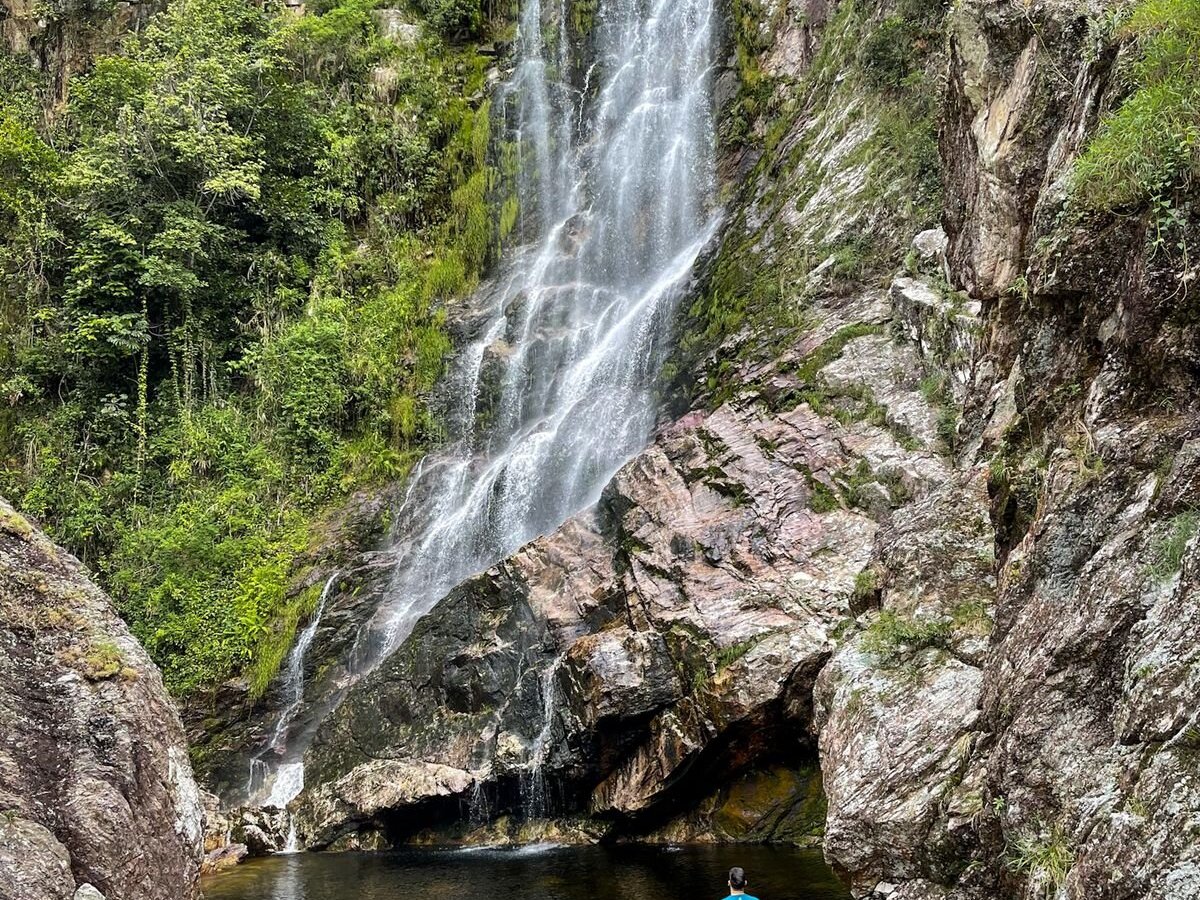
top-left (723, 866), bottom-right (759, 900)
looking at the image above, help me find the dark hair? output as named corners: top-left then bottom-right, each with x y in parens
top-left (729, 867), bottom-right (747, 890)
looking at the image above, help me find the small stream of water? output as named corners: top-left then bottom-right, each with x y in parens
top-left (247, 573), bottom-right (340, 808)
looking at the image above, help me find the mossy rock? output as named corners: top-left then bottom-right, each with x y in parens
top-left (711, 765), bottom-right (827, 844)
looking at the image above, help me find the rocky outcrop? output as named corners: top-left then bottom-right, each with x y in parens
top-left (293, 250), bottom-right (977, 846)
top-left (0, 499), bottom-right (203, 900)
top-left (226, 1), bottom-right (1199, 898)
top-left (1, 0), bottom-right (159, 103)
top-left (184, 483), bottom-right (406, 801)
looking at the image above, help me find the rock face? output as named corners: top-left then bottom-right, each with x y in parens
top-left (0, 499), bottom-right (203, 900)
top-left (184, 483), bottom-right (405, 801)
top-left (294, 263), bottom-right (971, 850)
top-left (233, 1), bottom-right (1200, 899)
top-left (1, 0), bottom-right (159, 101)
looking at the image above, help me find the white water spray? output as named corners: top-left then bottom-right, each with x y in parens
top-left (523, 654), bottom-right (568, 817)
top-left (363, 0), bottom-right (720, 660)
top-left (256, 0), bottom-right (720, 815)
top-left (246, 572), bottom-right (340, 809)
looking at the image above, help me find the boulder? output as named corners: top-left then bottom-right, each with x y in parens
top-left (0, 499), bottom-right (203, 900)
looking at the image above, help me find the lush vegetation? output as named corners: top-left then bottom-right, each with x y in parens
top-left (1074, 0), bottom-right (1200, 209)
top-left (0, 0), bottom-right (508, 695)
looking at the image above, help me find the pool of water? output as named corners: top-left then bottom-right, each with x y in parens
top-left (202, 844), bottom-right (850, 900)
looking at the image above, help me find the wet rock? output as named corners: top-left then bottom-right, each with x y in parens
top-left (234, 807), bottom-right (290, 856)
top-left (561, 628), bottom-right (681, 729)
top-left (297, 277), bottom-right (958, 844)
top-left (211, 2), bottom-right (1200, 896)
top-left (187, 484), bottom-right (405, 802)
top-left (640, 765), bottom-right (827, 846)
top-left (200, 843), bottom-right (248, 875)
top-left (297, 759), bottom-right (474, 848)
top-left (0, 498), bottom-right (203, 900)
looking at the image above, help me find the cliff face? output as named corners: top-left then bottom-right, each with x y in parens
top-left (284, 0), bottom-right (1200, 896)
top-left (0, 0), bottom-right (157, 102)
top-left (0, 498), bottom-right (204, 900)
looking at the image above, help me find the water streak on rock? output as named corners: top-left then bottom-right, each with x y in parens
top-left (247, 572), bottom-right (340, 807)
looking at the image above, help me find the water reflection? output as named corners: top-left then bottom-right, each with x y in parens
top-left (202, 845), bottom-right (849, 900)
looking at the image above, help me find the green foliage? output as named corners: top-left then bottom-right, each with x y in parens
top-left (861, 15), bottom-right (922, 90)
top-left (841, 459), bottom-right (880, 510)
top-left (415, 0), bottom-right (484, 37)
top-left (809, 479), bottom-right (840, 513)
top-left (794, 323), bottom-right (885, 383)
top-left (686, 243), bottom-right (782, 350)
top-left (1006, 825), bottom-right (1074, 890)
top-left (852, 568), bottom-right (879, 605)
top-left (723, 0), bottom-right (783, 148)
top-left (1073, 0), bottom-right (1200, 209)
top-left (82, 640), bottom-right (128, 680)
top-left (861, 608), bottom-right (951, 664)
top-left (0, 0), bottom-right (505, 695)
top-left (571, 0), bottom-right (599, 37)
top-left (1146, 508), bottom-right (1200, 581)
top-left (677, 0), bottom-right (946, 404)
top-left (715, 637), bottom-right (763, 672)
top-left (1173, 725), bottom-right (1200, 764)
top-left (849, 0), bottom-right (945, 219)
top-left (246, 579), bottom-right (324, 699)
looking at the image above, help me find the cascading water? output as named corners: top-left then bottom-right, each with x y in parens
top-left (522, 653), bottom-right (568, 817)
top-left (255, 0), bottom-right (719, 812)
top-left (365, 0), bottom-right (720, 656)
top-left (247, 572), bottom-right (339, 809)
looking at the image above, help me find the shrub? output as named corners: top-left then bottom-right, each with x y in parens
top-left (860, 16), bottom-right (922, 90)
top-left (1073, 0), bottom-right (1200, 209)
top-left (861, 608), bottom-right (951, 664)
top-left (416, 0), bottom-right (483, 37)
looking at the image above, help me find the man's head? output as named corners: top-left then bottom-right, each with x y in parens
top-left (728, 867), bottom-right (748, 892)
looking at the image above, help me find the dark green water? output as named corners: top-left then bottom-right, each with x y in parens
top-left (202, 844), bottom-right (849, 900)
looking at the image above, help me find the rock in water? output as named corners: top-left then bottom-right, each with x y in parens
top-left (0, 498), bottom-right (203, 900)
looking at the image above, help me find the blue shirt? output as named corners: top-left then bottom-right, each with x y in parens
top-left (723, 895), bottom-right (759, 900)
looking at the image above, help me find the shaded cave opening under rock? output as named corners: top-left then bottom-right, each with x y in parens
top-left (367, 729), bottom-right (828, 849)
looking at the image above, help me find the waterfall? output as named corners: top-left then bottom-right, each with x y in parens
top-left (522, 654), bottom-right (568, 818)
top-left (362, 0), bottom-right (720, 661)
top-left (256, 0), bottom-right (720, 816)
top-left (246, 572), bottom-right (340, 809)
